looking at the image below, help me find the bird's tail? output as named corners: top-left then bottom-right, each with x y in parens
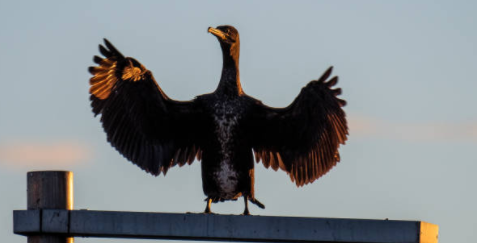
top-left (249, 198), bottom-right (265, 209)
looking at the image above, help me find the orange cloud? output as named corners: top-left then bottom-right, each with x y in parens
top-left (349, 115), bottom-right (477, 142)
top-left (0, 141), bottom-right (91, 169)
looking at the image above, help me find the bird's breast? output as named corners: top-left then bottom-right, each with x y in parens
top-left (212, 100), bottom-right (242, 196)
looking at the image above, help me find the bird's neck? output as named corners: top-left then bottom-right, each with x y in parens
top-left (216, 47), bottom-right (243, 96)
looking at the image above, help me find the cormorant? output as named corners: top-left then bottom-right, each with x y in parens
top-left (89, 25), bottom-right (348, 215)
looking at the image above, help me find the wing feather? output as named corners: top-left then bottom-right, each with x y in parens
top-left (248, 66), bottom-right (348, 186)
top-left (89, 39), bottom-right (205, 176)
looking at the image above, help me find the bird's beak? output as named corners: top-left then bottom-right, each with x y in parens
top-left (208, 27), bottom-right (226, 40)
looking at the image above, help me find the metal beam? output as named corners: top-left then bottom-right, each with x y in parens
top-left (14, 209), bottom-right (438, 242)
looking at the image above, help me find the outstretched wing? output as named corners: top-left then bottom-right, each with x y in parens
top-left (89, 39), bottom-right (205, 176)
top-left (247, 67), bottom-right (348, 186)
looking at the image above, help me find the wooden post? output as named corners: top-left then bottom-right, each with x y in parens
top-left (27, 171), bottom-right (74, 243)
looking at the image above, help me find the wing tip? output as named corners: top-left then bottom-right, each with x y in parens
top-left (93, 55), bottom-right (103, 64)
top-left (88, 66), bottom-right (96, 74)
top-left (101, 38), bottom-right (125, 59)
top-left (99, 44), bottom-right (110, 57)
top-left (317, 66), bottom-right (334, 83)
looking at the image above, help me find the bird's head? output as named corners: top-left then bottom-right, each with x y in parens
top-left (208, 25), bottom-right (240, 62)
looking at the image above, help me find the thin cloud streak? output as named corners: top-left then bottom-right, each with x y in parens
top-left (0, 141), bottom-right (91, 168)
top-left (349, 115), bottom-right (477, 142)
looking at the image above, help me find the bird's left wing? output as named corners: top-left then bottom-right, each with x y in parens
top-left (246, 67), bottom-right (348, 186)
top-left (89, 39), bottom-right (205, 176)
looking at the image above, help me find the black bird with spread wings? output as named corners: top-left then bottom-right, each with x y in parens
top-left (89, 25), bottom-right (348, 215)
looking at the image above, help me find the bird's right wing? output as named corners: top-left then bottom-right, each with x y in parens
top-left (89, 39), bottom-right (205, 176)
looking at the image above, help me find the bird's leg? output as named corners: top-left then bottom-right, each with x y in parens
top-left (242, 196), bottom-right (250, 215)
top-left (204, 197), bottom-right (212, 214)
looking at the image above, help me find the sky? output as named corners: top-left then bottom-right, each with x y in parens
top-left (1, 1), bottom-right (476, 242)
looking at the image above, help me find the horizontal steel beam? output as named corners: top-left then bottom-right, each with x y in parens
top-left (13, 210), bottom-right (438, 242)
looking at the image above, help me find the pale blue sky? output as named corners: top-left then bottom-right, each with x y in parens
top-left (1, 1), bottom-right (476, 243)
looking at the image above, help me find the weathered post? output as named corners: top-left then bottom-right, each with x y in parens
top-left (27, 171), bottom-right (73, 243)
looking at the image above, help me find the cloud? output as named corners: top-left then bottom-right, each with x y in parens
top-left (349, 115), bottom-right (477, 142)
top-left (0, 141), bottom-right (91, 169)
